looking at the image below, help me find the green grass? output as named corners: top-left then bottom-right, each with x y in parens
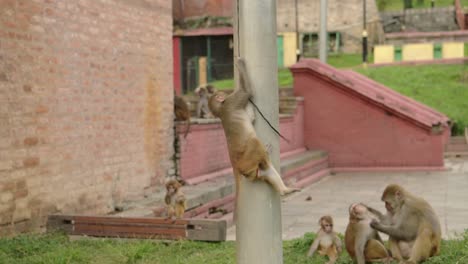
top-left (377, 0), bottom-right (468, 11)
top-left (211, 51), bottom-right (468, 134)
top-left (357, 64), bottom-right (468, 135)
top-left (210, 53), bottom-right (368, 89)
top-left (1, 231), bottom-right (468, 263)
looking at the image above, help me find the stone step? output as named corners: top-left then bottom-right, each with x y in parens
top-left (295, 168), bottom-right (331, 189)
top-left (444, 151), bottom-right (468, 158)
top-left (283, 156), bottom-right (329, 185)
top-left (450, 136), bottom-right (466, 144)
top-left (446, 144), bottom-right (468, 152)
top-left (114, 149), bottom-right (329, 221)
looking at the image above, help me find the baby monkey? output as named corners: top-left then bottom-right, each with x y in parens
top-left (307, 215), bottom-right (342, 264)
top-left (164, 179), bottom-right (187, 219)
top-left (208, 58), bottom-right (299, 196)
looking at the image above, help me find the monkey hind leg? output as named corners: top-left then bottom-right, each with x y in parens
top-left (365, 239), bottom-right (390, 261)
top-left (175, 203), bottom-right (186, 219)
top-left (407, 229), bottom-right (435, 264)
top-left (258, 162), bottom-right (300, 195)
top-left (325, 246), bottom-right (338, 264)
top-left (166, 206), bottom-right (175, 219)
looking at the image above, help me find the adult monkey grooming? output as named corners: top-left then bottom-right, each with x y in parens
top-left (370, 184), bottom-right (441, 264)
top-left (208, 58), bottom-right (299, 196)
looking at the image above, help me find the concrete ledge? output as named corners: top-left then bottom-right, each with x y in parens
top-left (371, 57), bottom-right (468, 67)
top-left (331, 166), bottom-right (447, 173)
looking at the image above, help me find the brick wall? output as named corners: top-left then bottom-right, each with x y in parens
top-left (381, 7), bottom-right (459, 33)
top-left (173, 0), bottom-right (233, 21)
top-left (176, 100), bottom-right (305, 182)
top-left (0, 0), bottom-right (173, 235)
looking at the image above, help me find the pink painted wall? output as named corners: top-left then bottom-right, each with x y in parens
top-left (176, 100), bottom-right (305, 181)
top-left (291, 59), bottom-right (449, 169)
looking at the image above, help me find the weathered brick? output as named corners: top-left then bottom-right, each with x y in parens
top-left (23, 137), bottom-right (39, 146)
top-left (22, 157), bottom-right (40, 168)
top-left (0, 0), bottom-right (173, 235)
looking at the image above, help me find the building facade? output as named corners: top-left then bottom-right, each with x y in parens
top-left (0, 0), bottom-right (174, 235)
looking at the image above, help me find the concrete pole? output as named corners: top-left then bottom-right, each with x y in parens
top-left (234, 1), bottom-right (283, 264)
top-left (319, 0), bottom-right (328, 63)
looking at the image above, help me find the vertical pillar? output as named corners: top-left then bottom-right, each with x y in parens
top-left (319, 0), bottom-right (328, 63)
top-left (234, 0), bottom-right (283, 264)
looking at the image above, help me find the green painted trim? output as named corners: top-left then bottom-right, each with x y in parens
top-left (335, 32), bottom-right (341, 53)
top-left (277, 35), bottom-right (284, 68)
top-left (434, 43), bottom-right (442, 59)
top-left (207, 37), bottom-right (212, 82)
top-left (394, 45), bottom-right (402, 61)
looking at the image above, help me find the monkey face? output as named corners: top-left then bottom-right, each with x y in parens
top-left (165, 180), bottom-right (181, 195)
top-left (382, 190), bottom-right (402, 214)
top-left (208, 92), bottom-right (226, 117)
top-left (206, 85), bottom-right (215, 93)
top-left (321, 221), bottom-right (333, 233)
top-left (319, 215), bottom-right (334, 233)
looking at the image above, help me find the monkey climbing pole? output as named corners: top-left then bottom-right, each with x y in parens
top-left (234, 1), bottom-right (283, 264)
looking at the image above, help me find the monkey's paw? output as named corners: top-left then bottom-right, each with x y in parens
top-left (370, 219), bottom-right (380, 229)
top-left (280, 187), bottom-right (301, 196)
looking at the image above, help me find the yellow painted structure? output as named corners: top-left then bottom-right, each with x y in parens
top-left (280, 32), bottom-right (298, 67)
top-left (402, 43), bottom-right (434, 61)
top-left (374, 45), bottom-right (395, 64)
top-left (198, 57), bottom-right (207, 85)
top-left (442, 42), bottom-right (465, 59)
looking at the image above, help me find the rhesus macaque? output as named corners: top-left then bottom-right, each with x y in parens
top-left (208, 58), bottom-right (299, 196)
top-left (345, 203), bottom-right (391, 264)
top-left (195, 84), bottom-right (215, 118)
top-left (369, 184), bottom-right (441, 264)
top-left (307, 215), bottom-right (342, 264)
top-left (174, 95), bottom-right (191, 137)
top-left (164, 179), bottom-right (187, 219)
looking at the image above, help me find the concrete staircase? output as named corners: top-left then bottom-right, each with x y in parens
top-left (445, 130), bottom-right (468, 157)
top-left (113, 149), bottom-right (330, 227)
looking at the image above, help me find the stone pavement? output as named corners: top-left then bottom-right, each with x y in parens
top-left (226, 158), bottom-right (468, 240)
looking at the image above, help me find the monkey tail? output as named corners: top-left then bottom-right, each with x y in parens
top-left (248, 98), bottom-right (290, 143)
top-left (183, 120), bottom-right (190, 138)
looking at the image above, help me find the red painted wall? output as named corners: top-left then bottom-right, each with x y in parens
top-left (176, 100), bottom-right (305, 181)
top-left (291, 60), bottom-right (449, 169)
top-left (173, 37), bottom-right (182, 95)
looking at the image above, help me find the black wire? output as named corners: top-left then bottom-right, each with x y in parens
top-left (249, 98), bottom-right (291, 143)
top-left (238, 0), bottom-right (290, 144)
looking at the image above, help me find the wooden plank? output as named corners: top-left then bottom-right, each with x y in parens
top-left (73, 230), bottom-right (185, 240)
top-left (187, 219), bottom-right (227, 241)
top-left (47, 215), bottom-right (227, 241)
top-left (73, 215), bottom-right (189, 225)
top-left (74, 223), bottom-right (187, 237)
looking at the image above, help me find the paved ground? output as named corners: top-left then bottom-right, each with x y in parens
top-left (226, 158), bottom-right (468, 240)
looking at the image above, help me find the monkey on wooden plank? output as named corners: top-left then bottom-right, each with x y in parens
top-left (307, 215), bottom-right (342, 264)
top-left (174, 95), bottom-right (191, 137)
top-left (208, 58), bottom-right (299, 196)
top-left (345, 203), bottom-right (392, 264)
top-left (164, 179), bottom-right (186, 219)
top-left (369, 184), bottom-right (441, 264)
